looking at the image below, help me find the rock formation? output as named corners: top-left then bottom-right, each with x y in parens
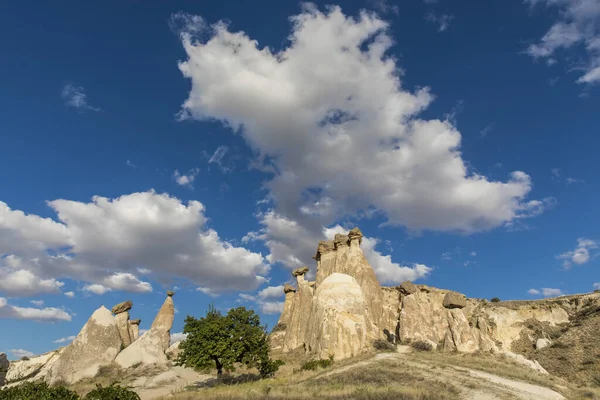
top-left (273, 227), bottom-right (586, 364)
top-left (46, 306), bottom-right (123, 385)
top-left (0, 353), bottom-right (8, 386)
top-left (129, 319), bottom-right (141, 341)
top-left (112, 300), bottom-right (132, 315)
top-left (115, 292), bottom-right (175, 369)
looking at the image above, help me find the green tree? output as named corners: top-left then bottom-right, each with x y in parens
top-left (176, 305), bottom-right (283, 378)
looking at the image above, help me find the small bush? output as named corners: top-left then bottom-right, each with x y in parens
top-left (0, 381), bottom-right (79, 400)
top-left (259, 358), bottom-right (285, 378)
top-left (490, 297), bottom-right (501, 302)
top-left (20, 356), bottom-right (30, 361)
top-left (300, 355), bottom-right (334, 371)
top-left (411, 340), bottom-right (433, 352)
top-left (83, 383), bottom-right (140, 400)
top-left (271, 323), bottom-right (287, 333)
top-left (373, 339), bottom-right (397, 352)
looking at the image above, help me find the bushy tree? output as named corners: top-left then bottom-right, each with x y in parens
top-left (0, 382), bottom-right (79, 400)
top-left (176, 305), bottom-right (283, 378)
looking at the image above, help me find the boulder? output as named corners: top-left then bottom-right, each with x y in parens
top-left (536, 338), bottom-right (551, 350)
top-left (115, 295), bottom-right (174, 369)
top-left (443, 292), bottom-right (467, 309)
top-left (348, 227), bottom-right (363, 244)
top-left (306, 273), bottom-right (371, 360)
top-left (116, 311), bottom-right (132, 346)
top-left (334, 234), bottom-right (349, 248)
top-left (283, 283), bottom-right (296, 293)
top-left (0, 353), bottom-right (8, 386)
top-left (292, 266), bottom-right (309, 277)
top-left (313, 240), bottom-right (335, 260)
top-left (499, 351), bottom-right (549, 375)
top-left (112, 300), bottom-right (132, 315)
top-left (166, 341), bottom-right (181, 360)
top-left (167, 290), bottom-right (175, 297)
top-left (46, 306), bottom-right (122, 385)
top-left (398, 281), bottom-right (417, 295)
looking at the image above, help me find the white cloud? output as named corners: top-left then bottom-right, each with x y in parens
top-left (426, 13), bottom-right (455, 32)
top-left (126, 160), bottom-right (138, 168)
top-left (0, 191), bottom-right (268, 296)
top-left (238, 293), bottom-right (257, 302)
top-left (61, 83), bottom-right (101, 112)
top-left (53, 335), bottom-right (76, 344)
top-left (470, 251), bottom-right (477, 256)
top-left (30, 300), bottom-right (44, 306)
top-left (64, 291), bottom-right (75, 298)
top-left (259, 301), bottom-right (285, 314)
top-left (10, 349), bottom-right (35, 359)
top-left (557, 237), bottom-right (598, 267)
top-left (542, 287), bottom-right (564, 297)
top-left (0, 297), bottom-right (72, 322)
top-left (0, 269), bottom-right (64, 298)
top-left (170, 332), bottom-right (188, 345)
top-left (173, 168), bottom-right (200, 187)
top-left (208, 146), bottom-right (232, 173)
top-left (83, 284), bottom-right (111, 295)
top-left (175, 5), bottom-right (545, 257)
top-left (566, 177), bottom-right (584, 184)
top-left (594, 282), bottom-right (600, 289)
top-left (528, 287), bottom-right (564, 297)
top-left (257, 285), bottom-right (284, 300)
top-left (526, 0), bottom-right (600, 83)
top-left (368, 0), bottom-right (399, 15)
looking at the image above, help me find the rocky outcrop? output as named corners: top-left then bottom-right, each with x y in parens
top-left (115, 294), bottom-right (174, 369)
top-left (115, 312), bottom-right (133, 347)
top-left (0, 353), bottom-right (8, 386)
top-left (272, 226), bottom-right (585, 364)
top-left (46, 306), bottom-right (123, 385)
top-left (292, 266), bottom-right (309, 277)
top-left (129, 319), bottom-right (141, 341)
top-left (5, 350), bottom-right (62, 384)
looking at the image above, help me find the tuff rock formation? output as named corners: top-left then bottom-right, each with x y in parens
top-left (0, 353), bottom-right (8, 386)
top-left (115, 293), bottom-right (175, 369)
top-left (129, 319), bottom-right (141, 341)
top-left (4, 349), bottom-right (62, 384)
top-left (46, 306), bottom-right (123, 385)
top-left (112, 300), bottom-right (133, 314)
top-left (273, 227), bottom-right (587, 364)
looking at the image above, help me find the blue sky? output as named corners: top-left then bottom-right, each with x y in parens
top-left (1, 0), bottom-right (599, 360)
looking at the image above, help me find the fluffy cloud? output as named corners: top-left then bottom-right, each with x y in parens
top-left (557, 238), bottom-right (598, 268)
top-left (259, 301), bottom-right (285, 314)
top-left (526, 0), bottom-right (600, 83)
top-left (594, 282), bottom-right (600, 289)
top-left (0, 269), bottom-right (64, 297)
top-left (173, 168), bottom-right (200, 187)
top-left (64, 291), bottom-right (75, 298)
top-left (170, 332), bottom-right (188, 345)
top-left (257, 285), bottom-right (284, 300)
top-left (0, 191), bottom-right (268, 298)
top-left (30, 300), bottom-right (44, 306)
top-left (176, 5), bottom-right (543, 238)
top-left (426, 13), bottom-right (455, 32)
top-left (61, 83), bottom-right (101, 112)
top-left (0, 297), bottom-right (72, 322)
top-left (53, 335), bottom-right (76, 344)
top-left (528, 288), bottom-right (564, 297)
top-left (10, 349), bottom-right (35, 359)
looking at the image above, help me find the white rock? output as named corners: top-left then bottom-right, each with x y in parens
top-left (536, 338), bottom-right (551, 350)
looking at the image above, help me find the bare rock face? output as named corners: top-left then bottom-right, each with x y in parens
top-left (116, 311), bottom-right (133, 347)
top-left (398, 281), bottom-right (417, 295)
top-left (47, 306), bottom-right (122, 385)
top-left (443, 292), bottom-right (467, 309)
top-left (306, 273), bottom-right (370, 360)
top-left (292, 266), bottom-right (309, 277)
top-left (5, 350), bottom-right (62, 384)
top-left (129, 319), bottom-right (141, 341)
top-left (0, 353), bottom-right (8, 386)
top-left (112, 300), bottom-right (133, 315)
top-left (115, 295), bottom-right (174, 369)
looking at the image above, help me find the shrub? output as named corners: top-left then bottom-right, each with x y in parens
top-left (300, 355), bottom-right (334, 371)
top-left (411, 340), bottom-right (433, 352)
top-left (20, 356), bottom-right (30, 361)
top-left (0, 381), bottom-right (79, 400)
top-left (490, 297), bottom-right (501, 302)
top-left (271, 323), bottom-right (287, 333)
top-left (259, 358), bottom-right (285, 378)
top-left (373, 339), bottom-right (397, 352)
top-left (83, 383), bottom-right (140, 400)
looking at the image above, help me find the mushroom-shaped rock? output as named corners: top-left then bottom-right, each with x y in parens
top-left (167, 290), bottom-right (175, 297)
top-left (283, 283), bottom-right (296, 293)
top-left (292, 266), bottom-right (309, 277)
top-left (333, 233), bottom-right (349, 248)
top-left (115, 295), bottom-right (174, 369)
top-left (443, 292), bottom-right (467, 309)
top-left (47, 306), bottom-right (122, 385)
top-left (111, 300), bottom-right (132, 315)
top-left (397, 281), bottom-right (417, 295)
top-left (0, 353), bottom-right (8, 387)
top-left (313, 240), bottom-right (335, 260)
top-left (348, 227), bottom-right (363, 244)
top-left (130, 319), bottom-right (141, 325)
